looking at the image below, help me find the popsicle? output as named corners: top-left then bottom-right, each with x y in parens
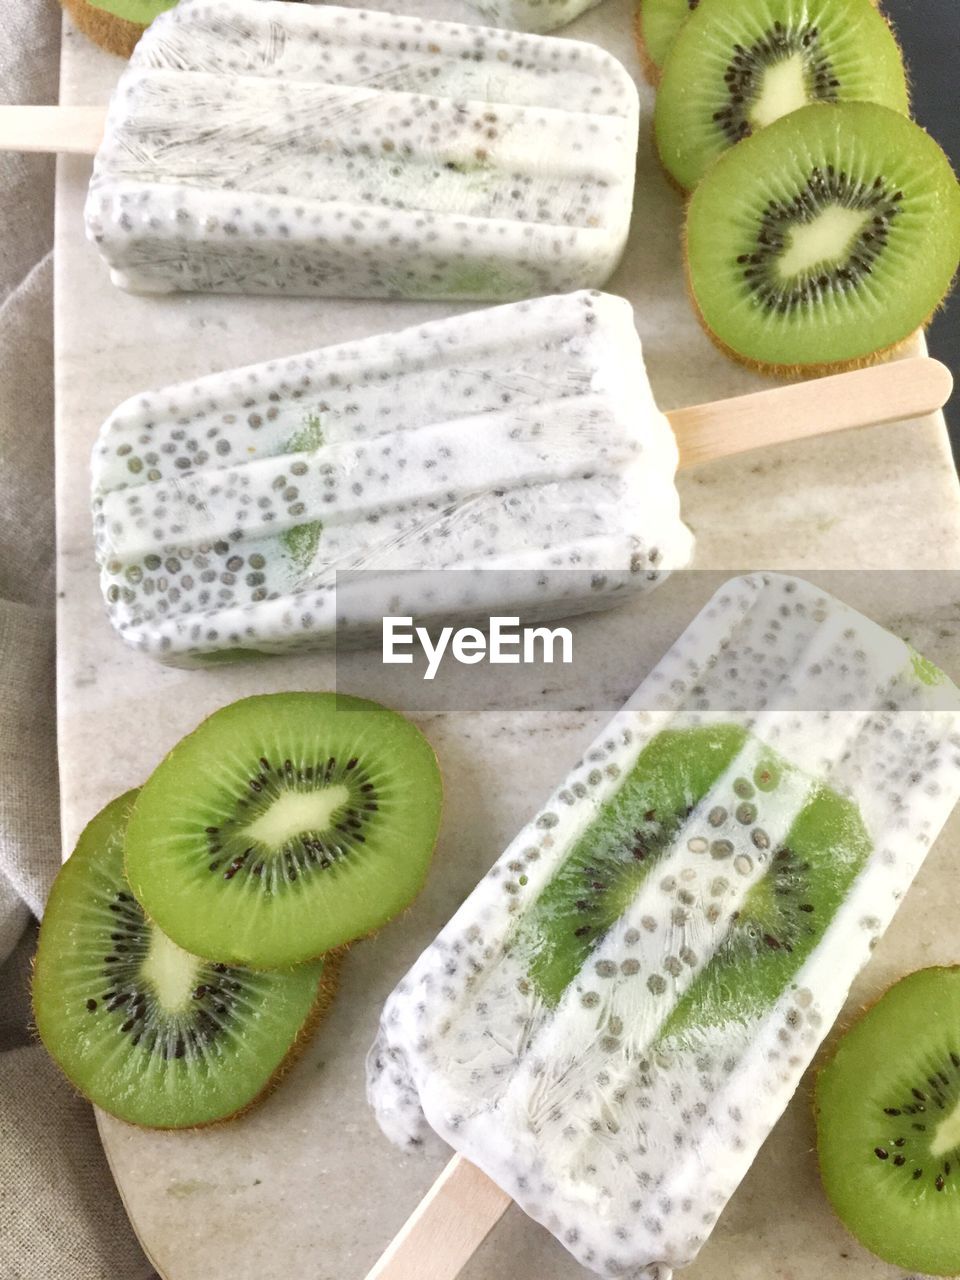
top-left (91, 290), bottom-right (951, 666)
top-left (80, 0), bottom-right (639, 300)
top-left (365, 572), bottom-right (960, 1279)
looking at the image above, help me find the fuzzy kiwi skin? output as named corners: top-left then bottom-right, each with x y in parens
top-left (814, 967), bottom-right (960, 1275)
top-left (634, 0), bottom-right (702, 88)
top-left (633, 4), bottom-right (665, 88)
top-left (59, 0), bottom-right (147, 58)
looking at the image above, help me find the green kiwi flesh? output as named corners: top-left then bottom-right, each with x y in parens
top-left (84, 0), bottom-right (174, 23)
top-left (515, 724), bottom-right (871, 1013)
top-left (816, 967), bottom-right (960, 1275)
top-left (32, 792), bottom-right (330, 1129)
top-left (124, 693), bottom-right (443, 968)
top-left (660, 779), bottom-right (870, 1039)
top-left (637, 0), bottom-right (702, 82)
top-left (518, 724), bottom-right (743, 1003)
top-left (655, 0), bottom-right (908, 191)
top-left (685, 102), bottom-right (960, 372)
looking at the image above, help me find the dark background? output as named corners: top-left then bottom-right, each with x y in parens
top-left (886, 0), bottom-right (958, 456)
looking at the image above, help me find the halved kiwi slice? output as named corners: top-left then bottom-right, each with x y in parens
top-left (635, 0), bottom-right (702, 86)
top-left (517, 723), bottom-right (746, 1005)
top-left (685, 102), bottom-right (960, 373)
top-left (125, 693), bottom-right (443, 969)
top-left (33, 792), bottom-right (332, 1129)
top-left (816, 967), bottom-right (960, 1275)
top-left (515, 724), bottom-right (871, 1014)
top-left (60, 0), bottom-right (174, 58)
top-left (655, 0), bottom-right (908, 191)
top-left (660, 780), bottom-right (870, 1039)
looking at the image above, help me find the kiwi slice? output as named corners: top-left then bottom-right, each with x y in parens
top-left (518, 724), bottom-right (746, 1005)
top-left (125, 693), bottom-right (443, 969)
top-left (685, 102), bottom-right (960, 373)
top-left (816, 967), bottom-right (960, 1275)
top-left (635, 0), bottom-right (702, 86)
top-left (660, 781), bottom-right (871, 1038)
top-left (655, 0), bottom-right (908, 191)
top-left (59, 0), bottom-right (174, 58)
top-left (32, 792), bottom-right (332, 1129)
top-left (516, 725), bottom-right (871, 1015)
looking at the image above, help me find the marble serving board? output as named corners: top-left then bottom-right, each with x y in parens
top-left (54, 1), bottom-right (960, 1277)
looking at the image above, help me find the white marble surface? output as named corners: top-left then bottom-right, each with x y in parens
top-left (54, 2), bottom-right (960, 1278)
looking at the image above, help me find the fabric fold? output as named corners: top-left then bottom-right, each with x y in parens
top-left (0, 3), bottom-right (153, 1275)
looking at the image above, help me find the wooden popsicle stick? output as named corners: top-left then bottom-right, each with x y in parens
top-left (0, 105), bottom-right (106, 155)
top-left (364, 1154), bottom-right (511, 1280)
top-left (669, 356), bottom-right (953, 469)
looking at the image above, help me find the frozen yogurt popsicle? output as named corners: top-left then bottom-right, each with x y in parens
top-left (366, 573), bottom-right (960, 1279)
top-left (92, 290), bottom-right (692, 665)
top-left (84, 0), bottom-right (639, 299)
top-left (90, 290), bottom-right (952, 667)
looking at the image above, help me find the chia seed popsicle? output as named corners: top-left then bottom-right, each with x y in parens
top-left (92, 290), bottom-right (691, 665)
top-left (91, 287), bottom-right (953, 667)
top-left (84, 0), bottom-right (639, 299)
top-left (366, 573), bottom-right (960, 1279)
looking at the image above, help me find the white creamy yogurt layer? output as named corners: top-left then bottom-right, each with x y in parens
top-left (366, 574), bottom-right (960, 1279)
top-left (85, 0), bottom-right (639, 299)
top-left (91, 291), bottom-right (693, 664)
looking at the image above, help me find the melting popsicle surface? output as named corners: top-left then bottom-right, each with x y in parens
top-left (84, 0), bottom-right (639, 299)
top-left (91, 290), bottom-right (692, 664)
top-left (366, 573), bottom-right (960, 1279)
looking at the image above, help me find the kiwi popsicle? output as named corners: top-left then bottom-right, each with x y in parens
top-left (92, 290), bottom-right (692, 665)
top-left (366, 573), bottom-right (960, 1280)
top-left (84, 0), bottom-right (639, 299)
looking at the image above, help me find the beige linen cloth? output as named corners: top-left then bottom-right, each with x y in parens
top-left (0, 3), bottom-right (153, 1275)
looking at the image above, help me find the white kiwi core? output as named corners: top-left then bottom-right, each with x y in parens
top-left (776, 205), bottom-right (870, 279)
top-left (749, 53), bottom-right (811, 129)
top-left (244, 785), bottom-right (350, 849)
top-left (931, 1098), bottom-right (960, 1159)
top-left (140, 928), bottom-right (202, 1014)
